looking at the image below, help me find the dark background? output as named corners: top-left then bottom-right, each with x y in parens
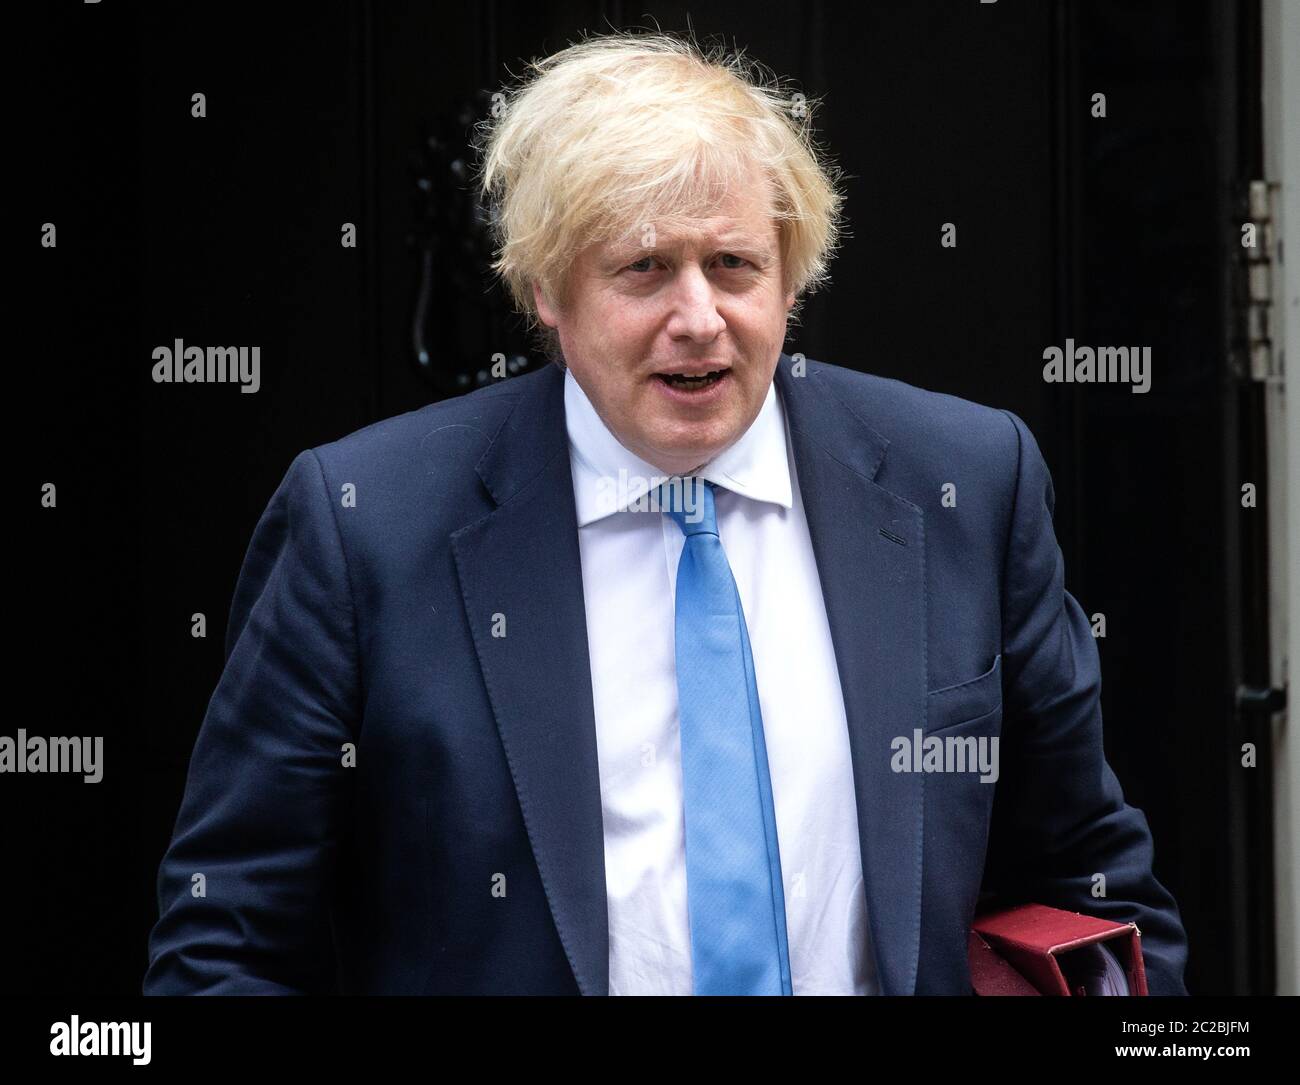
top-left (12, 0), bottom-right (1277, 994)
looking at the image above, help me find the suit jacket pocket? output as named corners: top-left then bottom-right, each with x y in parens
top-left (925, 654), bottom-right (1002, 735)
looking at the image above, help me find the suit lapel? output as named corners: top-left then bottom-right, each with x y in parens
top-left (774, 354), bottom-right (927, 995)
top-left (450, 363), bottom-right (610, 995)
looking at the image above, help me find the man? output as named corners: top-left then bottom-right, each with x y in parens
top-left (144, 31), bottom-right (1188, 995)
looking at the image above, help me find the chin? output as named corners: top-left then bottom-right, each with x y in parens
top-left (639, 437), bottom-right (706, 468)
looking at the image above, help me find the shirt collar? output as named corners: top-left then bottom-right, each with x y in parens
top-left (564, 366), bottom-right (794, 527)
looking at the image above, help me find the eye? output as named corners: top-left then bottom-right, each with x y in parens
top-left (621, 253), bottom-right (752, 274)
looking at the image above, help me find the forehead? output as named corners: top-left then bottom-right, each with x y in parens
top-left (603, 203), bottom-right (778, 255)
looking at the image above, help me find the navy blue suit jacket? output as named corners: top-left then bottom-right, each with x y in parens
top-left (143, 354), bottom-right (1189, 995)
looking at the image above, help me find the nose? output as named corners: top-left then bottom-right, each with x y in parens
top-left (664, 263), bottom-right (726, 343)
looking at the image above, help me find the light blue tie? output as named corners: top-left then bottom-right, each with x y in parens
top-left (658, 476), bottom-right (793, 995)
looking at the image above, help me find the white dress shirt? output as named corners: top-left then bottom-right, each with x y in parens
top-left (564, 367), bottom-right (878, 995)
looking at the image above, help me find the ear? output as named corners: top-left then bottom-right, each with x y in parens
top-left (533, 281), bottom-right (558, 328)
top-left (785, 290), bottom-right (796, 311)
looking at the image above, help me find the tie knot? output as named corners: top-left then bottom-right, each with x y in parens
top-left (657, 476), bottom-right (716, 536)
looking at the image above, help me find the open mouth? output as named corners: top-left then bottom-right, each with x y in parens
top-left (655, 369), bottom-right (729, 389)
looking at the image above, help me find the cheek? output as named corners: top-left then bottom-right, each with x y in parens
top-left (604, 301), bottom-right (659, 348)
top-left (574, 297), bottom-right (638, 357)
top-left (747, 293), bottom-right (789, 333)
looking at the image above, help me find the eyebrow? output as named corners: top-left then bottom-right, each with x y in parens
top-left (606, 232), bottom-right (775, 261)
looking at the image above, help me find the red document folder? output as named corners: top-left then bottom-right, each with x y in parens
top-left (968, 902), bottom-right (1149, 995)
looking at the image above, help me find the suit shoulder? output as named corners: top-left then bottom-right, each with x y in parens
top-left (804, 357), bottom-right (1023, 472)
top-left (307, 371), bottom-right (527, 476)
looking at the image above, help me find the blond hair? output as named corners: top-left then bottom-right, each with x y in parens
top-left (471, 30), bottom-right (847, 361)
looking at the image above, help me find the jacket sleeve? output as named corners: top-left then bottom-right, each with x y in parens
top-left (143, 449), bottom-right (361, 994)
top-left (982, 410), bottom-right (1190, 995)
